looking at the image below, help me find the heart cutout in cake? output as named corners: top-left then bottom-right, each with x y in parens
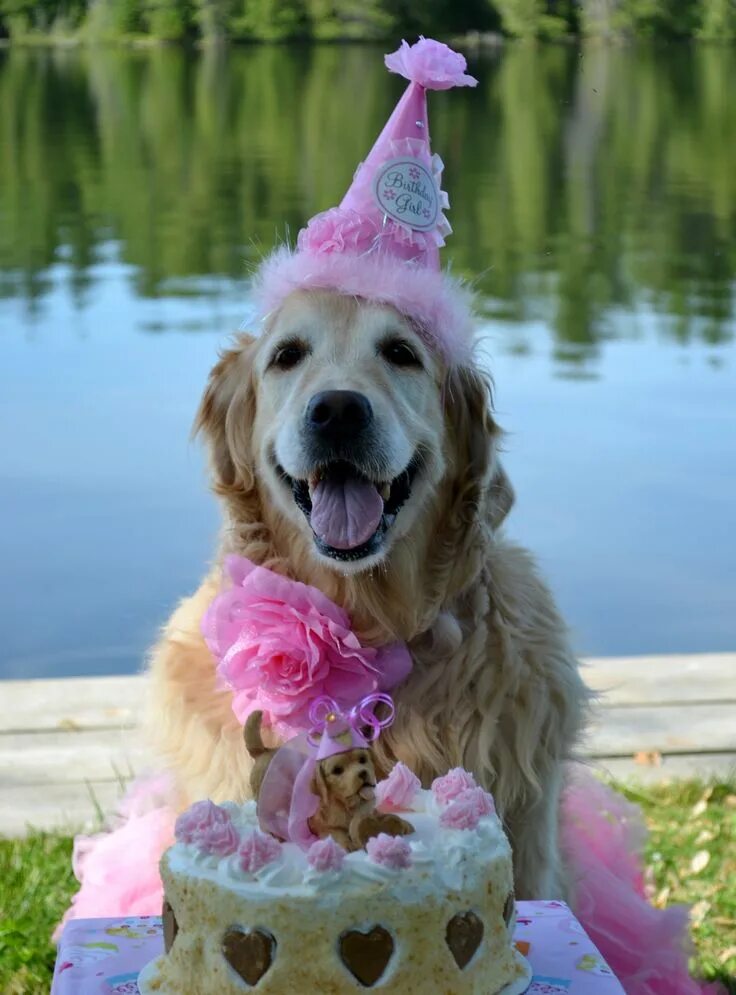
top-left (222, 927), bottom-right (276, 986)
top-left (503, 891), bottom-right (515, 927)
top-left (162, 897), bottom-right (178, 954)
top-left (446, 910), bottom-right (484, 969)
top-left (339, 925), bottom-right (394, 987)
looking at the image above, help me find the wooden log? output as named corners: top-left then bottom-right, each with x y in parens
top-left (583, 702), bottom-right (736, 757)
top-left (587, 752), bottom-right (736, 785)
top-left (0, 676), bottom-right (142, 733)
top-left (581, 653), bottom-right (736, 706)
top-left (0, 781), bottom-right (125, 837)
top-left (0, 729), bottom-right (145, 786)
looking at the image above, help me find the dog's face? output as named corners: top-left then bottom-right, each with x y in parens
top-left (196, 289), bottom-right (513, 581)
top-left (251, 292), bottom-right (446, 570)
top-left (313, 747), bottom-right (377, 812)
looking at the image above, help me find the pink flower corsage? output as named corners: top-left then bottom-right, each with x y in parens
top-left (307, 837), bottom-right (346, 872)
top-left (376, 762), bottom-right (421, 812)
top-left (174, 800), bottom-right (239, 855)
top-left (431, 768), bottom-right (478, 806)
top-left (201, 555), bottom-right (412, 737)
top-left (366, 833), bottom-right (412, 870)
top-left (238, 829), bottom-right (282, 874)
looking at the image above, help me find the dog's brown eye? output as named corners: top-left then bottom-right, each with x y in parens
top-left (332, 765), bottom-right (344, 776)
top-left (270, 339), bottom-right (308, 371)
top-left (380, 338), bottom-right (422, 369)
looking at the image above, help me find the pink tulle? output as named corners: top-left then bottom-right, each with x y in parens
top-left (54, 772), bottom-right (175, 940)
top-left (384, 37), bottom-right (478, 91)
top-left (562, 769), bottom-right (726, 995)
top-left (253, 246), bottom-right (476, 365)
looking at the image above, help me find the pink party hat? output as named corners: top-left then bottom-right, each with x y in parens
top-left (316, 714), bottom-right (368, 760)
top-left (253, 38), bottom-right (478, 364)
top-left (311, 693), bottom-right (394, 761)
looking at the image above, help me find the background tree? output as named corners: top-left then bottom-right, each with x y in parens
top-left (230, 0), bottom-right (308, 40)
top-left (697, 0), bottom-right (736, 39)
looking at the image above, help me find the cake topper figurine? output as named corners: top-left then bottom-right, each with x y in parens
top-left (245, 693), bottom-right (413, 852)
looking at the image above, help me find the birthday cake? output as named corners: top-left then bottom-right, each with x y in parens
top-left (139, 769), bottom-right (525, 994)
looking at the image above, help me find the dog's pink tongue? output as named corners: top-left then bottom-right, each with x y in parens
top-left (310, 477), bottom-right (383, 550)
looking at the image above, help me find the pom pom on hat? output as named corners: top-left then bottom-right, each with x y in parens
top-left (384, 37), bottom-right (478, 90)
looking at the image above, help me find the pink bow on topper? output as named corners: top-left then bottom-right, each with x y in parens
top-left (307, 692), bottom-right (395, 759)
top-left (258, 692), bottom-right (396, 848)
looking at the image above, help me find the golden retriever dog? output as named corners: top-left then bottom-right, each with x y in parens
top-left (243, 709), bottom-right (413, 851)
top-left (146, 289), bottom-right (589, 899)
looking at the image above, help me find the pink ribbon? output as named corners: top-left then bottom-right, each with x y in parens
top-left (307, 693), bottom-right (395, 747)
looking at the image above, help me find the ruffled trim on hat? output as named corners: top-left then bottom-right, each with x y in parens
top-left (251, 246), bottom-right (476, 365)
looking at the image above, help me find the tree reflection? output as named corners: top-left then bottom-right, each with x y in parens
top-left (0, 43), bottom-right (733, 358)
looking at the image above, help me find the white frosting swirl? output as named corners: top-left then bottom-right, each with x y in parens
top-left (167, 790), bottom-right (509, 909)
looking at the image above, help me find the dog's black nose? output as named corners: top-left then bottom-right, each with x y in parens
top-left (306, 390), bottom-right (373, 441)
top-left (359, 769), bottom-right (370, 782)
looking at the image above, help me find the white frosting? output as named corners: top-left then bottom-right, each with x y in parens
top-left (168, 790), bottom-right (510, 909)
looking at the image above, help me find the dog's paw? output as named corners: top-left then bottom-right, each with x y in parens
top-left (379, 814), bottom-right (414, 838)
top-left (352, 812), bottom-right (414, 848)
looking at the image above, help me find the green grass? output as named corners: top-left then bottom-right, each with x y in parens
top-left (0, 831), bottom-right (76, 995)
top-left (0, 779), bottom-right (734, 995)
top-left (614, 778), bottom-right (736, 993)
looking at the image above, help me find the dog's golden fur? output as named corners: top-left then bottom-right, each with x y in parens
top-left (146, 290), bottom-right (589, 899)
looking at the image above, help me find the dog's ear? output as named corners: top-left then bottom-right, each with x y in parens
top-left (488, 461), bottom-right (515, 531)
top-left (193, 334), bottom-right (257, 495)
top-left (444, 363), bottom-right (514, 531)
top-left (310, 762), bottom-right (331, 808)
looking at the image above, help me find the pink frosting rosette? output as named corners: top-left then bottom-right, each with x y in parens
top-left (366, 833), bottom-right (413, 870)
top-left (439, 787), bottom-right (496, 831)
top-left (375, 762), bottom-right (421, 813)
top-left (307, 837), bottom-right (346, 872)
top-left (174, 800), bottom-right (239, 855)
top-left (238, 829), bottom-right (282, 873)
top-left (201, 556), bottom-right (412, 737)
top-left (431, 767), bottom-right (478, 806)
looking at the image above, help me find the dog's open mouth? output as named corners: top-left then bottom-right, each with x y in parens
top-left (276, 457), bottom-right (420, 561)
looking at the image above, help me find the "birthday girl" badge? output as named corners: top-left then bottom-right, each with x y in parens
top-left (373, 158), bottom-right (439, 232)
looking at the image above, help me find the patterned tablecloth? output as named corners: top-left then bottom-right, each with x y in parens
top-left (52, 900), bottom-right (624, 994)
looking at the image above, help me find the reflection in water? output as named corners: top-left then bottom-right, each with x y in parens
top-left (0, 45), bottom-right (734, 677)
top-left (1, 44), bottom-right (734, 357)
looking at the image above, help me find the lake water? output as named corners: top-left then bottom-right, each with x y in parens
top-left (1, 43), bottom-right (734, 679)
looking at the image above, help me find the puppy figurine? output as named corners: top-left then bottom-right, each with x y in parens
top-left (243, 709), bottom-right (277, 800)
top-left (308, 742), bottom-right (412, 851)
top-left (244, 695), bottom-right (413, 852)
